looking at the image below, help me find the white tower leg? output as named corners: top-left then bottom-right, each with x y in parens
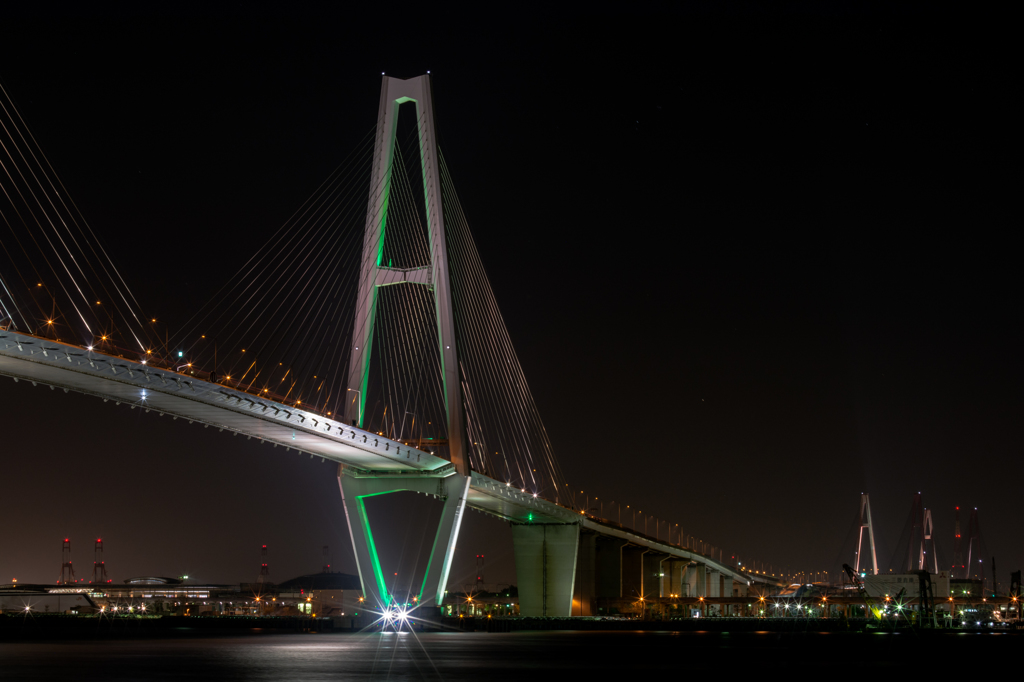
top-left (338, 466), bottom-right (470, 612)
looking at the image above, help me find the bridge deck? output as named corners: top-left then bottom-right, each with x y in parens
top-left (0, 331), bottom-right (450, 473)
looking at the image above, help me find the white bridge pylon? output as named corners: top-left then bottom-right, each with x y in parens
top-left (340, 74), bottom-right (473, 612)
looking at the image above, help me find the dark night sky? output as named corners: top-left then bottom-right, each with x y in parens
top-left (0, 4), bottom-right (1018, 590)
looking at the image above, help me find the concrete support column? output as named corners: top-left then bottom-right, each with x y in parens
top-left (338, 467), bottom-right (469, 613)
top-left (621, 546), bottom-right (645, 600)
top-left (573, 531), bottom-right (597, 616)
top-left (659, 558), bottom-right (688, 598)
top-left (659, 558), bottom-right (673, 597)
top-left (642, 551), bottom-right (664, 600)
top-left (512, 523), bottom-right (580, 617)
top-left (676, 562), bottom-right (691, 597)
top-left (595, 537), bottom-right (627, 600)
top-left (707, 569), bottom-right (721, 598)
top-left (687, 563), bottom-right (706, 597)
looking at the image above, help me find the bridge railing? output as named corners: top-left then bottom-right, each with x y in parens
top-left (4, 328), bottom-right (463, 465)
top-left (4, 330), bottom-right (335, 418)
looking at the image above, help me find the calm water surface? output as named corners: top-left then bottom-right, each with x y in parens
top-left (0, 630), bottom-right (1010, 680)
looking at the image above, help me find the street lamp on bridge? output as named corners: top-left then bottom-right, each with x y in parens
top-left (346, 388), bottom-right (361, 426)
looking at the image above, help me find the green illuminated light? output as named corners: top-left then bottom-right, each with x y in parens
top-left (356, 492), bottom-right (392, 604)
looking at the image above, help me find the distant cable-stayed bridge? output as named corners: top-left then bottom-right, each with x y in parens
top-left (0, 74), bottom-right (780, 618)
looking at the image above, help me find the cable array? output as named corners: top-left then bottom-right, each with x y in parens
top-left (0, 82), bottom-right (149, 350)
top-left (166, 105), bottom-right (452, 425)
top-left (165, 119), bottom-right (384, 416)
top-left (1, 83), bottom-right (569, 501)
top-left (440, 151), bottom-right (568, 499)
top-left (362, 121), bottom-right (449, 443)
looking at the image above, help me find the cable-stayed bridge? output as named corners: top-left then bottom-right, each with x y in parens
top-left (1, 74), bottom-right (774, 617)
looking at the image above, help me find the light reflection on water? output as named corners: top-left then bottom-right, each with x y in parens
top-left (0, 630), bottom-right (1012, 680)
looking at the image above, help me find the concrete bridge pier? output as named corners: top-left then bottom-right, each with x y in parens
top-left (686, 562), bottom-right (706, 598)
top-left (707, 569), bottom-right (721, 598)
top-left (677, 561), bottom-right (694, 598)
top-left (511, 523), bottom-right (580, 617)
top-left (621, 546), bottom-right (666, 602)
top-left (704, 568), bottom-right (721, 615)
top-left (338, 466), bottom-right (470, 617)
top-left (571, 530), bottom-right (597, 616)
top-left (643, 551), bottom-right (668, 599)
top-left (595, 536), bottom-right (628, 600)
top-left (661, 558), bottom-right (689, 597)
top-left (572, 534), bottom-right (629, 615)
top-left (625, 549), bottom-right (671, 617)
